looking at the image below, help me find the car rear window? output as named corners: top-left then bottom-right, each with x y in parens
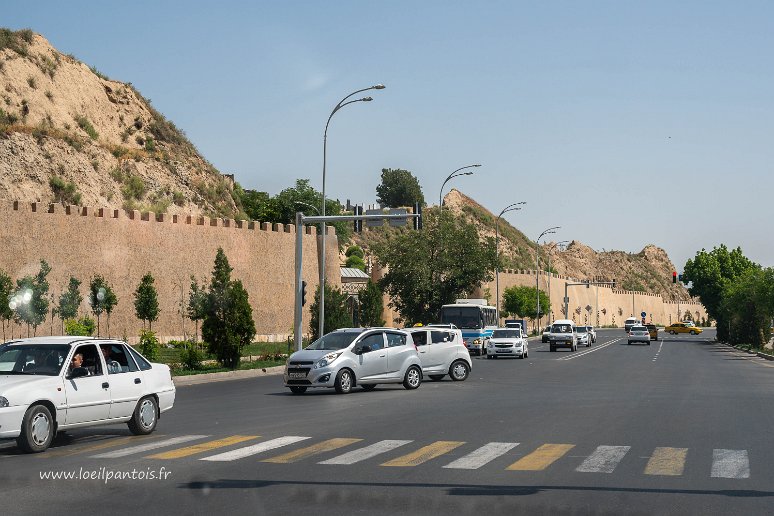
top-left (631, 326), bottom-right (647, 331)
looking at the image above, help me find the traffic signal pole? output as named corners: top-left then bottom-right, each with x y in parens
top-left (293, 211), bottom-right (420, 351)
top-left (563, 280), bottom-right (616, 323)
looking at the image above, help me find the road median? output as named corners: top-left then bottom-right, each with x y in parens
top-left (173, 365), bottom-right (285, 387)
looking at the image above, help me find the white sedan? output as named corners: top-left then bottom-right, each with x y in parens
top-left (486, 328), bottom-right (529, 359)
top-left (0, 336), bottom-right (176, 453)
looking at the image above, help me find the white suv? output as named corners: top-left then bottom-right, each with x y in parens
top-left (408, 325), bottom-right (471, 381)
top-left (486, 327), bottom-right (529, 359)
top-left (548, 319), bottom-right (578, 352)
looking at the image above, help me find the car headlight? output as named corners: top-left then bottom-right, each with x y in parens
top-left (314, 351), bottom-right (343, 369)
top-left (0, 396), bottom-right (8, 408)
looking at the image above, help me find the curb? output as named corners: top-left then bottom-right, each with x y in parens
top-left (173, 365), bottom-right (285, 387)
top-left (757, 352), bottom-right (774, 361)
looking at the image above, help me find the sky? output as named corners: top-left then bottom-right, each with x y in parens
top-left (4, 0), bottom-right (773, 269)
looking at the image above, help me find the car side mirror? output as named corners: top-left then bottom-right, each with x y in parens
top-left (68, 367), bottom-right (88, 379)
top-left (360, 344), bottom-right (372, 354)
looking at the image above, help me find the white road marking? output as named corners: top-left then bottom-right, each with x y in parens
top-left (443, 442), bottom-right (520, 470)
top-left (652, 340), bottom-right (664, 362)
top-left (319, 440), bottom-right (413, 465)
top-left (200, 436), bottom-right (311, 462)
top-left (575, 445), bottom-right (631, 473)
top-left (558, 339), bottom-right (620, 360)
top-left (91, 435), bottom-right (208, 458)
top-left (711, 449), bottom-right (750, 478)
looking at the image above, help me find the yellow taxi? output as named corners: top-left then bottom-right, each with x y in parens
top-left (664, 322), bottom-right (703, 335)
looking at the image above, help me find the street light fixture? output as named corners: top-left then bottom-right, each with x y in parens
top-left (546, 240), bottom-right (569, 324)
top-left (439, 164), bottom-right (481, 207)
top-left (495, 201), bottom-right (527, 322)
top-left (536, 226), bottom-right (560, 331)
top-left (294, 201), bottom-right (320, 215)
top-left (319, 84), bottom-right (385, 339)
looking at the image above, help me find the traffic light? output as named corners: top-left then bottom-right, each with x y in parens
top-left (413, 202), bottom-right (422, 230)
top-left (353, 205), bottom-right (363, 233)
top-left (301, 280), bottom-right (307, 306)
top-left (586, 279), bottom-right (590, 288)
top-left (612, 279), bottom-right (616, 289)
top-left (678, 274), bottom-right (683, 282)
top-left (672, 271), bottom-right (677, 284)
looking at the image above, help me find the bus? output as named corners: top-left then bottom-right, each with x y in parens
top-left (439, 299), bottom-right (497, 356)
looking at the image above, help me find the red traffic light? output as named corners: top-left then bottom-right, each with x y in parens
top-left (672, 271), bottom-right (677, 283)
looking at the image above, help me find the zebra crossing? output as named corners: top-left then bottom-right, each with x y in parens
top-left (19, 432), bottom-right (754, 479)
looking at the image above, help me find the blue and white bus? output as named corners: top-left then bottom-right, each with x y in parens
top-left (439, 299), bottom-right (497, 356)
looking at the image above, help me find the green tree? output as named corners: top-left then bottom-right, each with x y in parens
top-left (134, 273), bottom-right (160, 330)
top-left (13, 260), bottom-right (51, 336)
top-left (375, 168), bottom-right (425, 208)
top-left (358, 279), bottom-right (385, 327)
top-left (65, 316), bottom-right (95, 336)
top-left (345, 245), bottom-right (365, 259)
top-left (0, 270), bottom-right (14, 341)
top-left (309, 284), bottom-right (352, 341)
top-left (102, 283), bottom-right (118, 337)
top-left (89, 275), bottom-right (117, 337)
top-left (344, 254), bottom-right (366, 271)
top-left (57, 277), bottom-right (83, 333)
top-left (202, 248), bottom-right (256, 369)
top-left (723, 267), bottom-right (774, 347)
top-left (502, 285), bottom-right (550, 322)
top-left (373, 209), bottom-right (498, 325)
top-left (683, 245), bottom-right (758, 342)
top-left (187, 276), bottom-right (207, 343)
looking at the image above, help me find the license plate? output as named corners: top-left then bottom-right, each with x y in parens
top-left (289, 372), bottom-right (307, 379)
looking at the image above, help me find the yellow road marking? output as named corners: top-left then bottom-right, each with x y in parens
top-left (506, 444), bottom-right (575, 471)
top-left (39, 435), bottom-right (160, 459)
top-left (644, 447), bottom-right (688, 476)
top-left (147, 435), bottom-right (259, 459)
top-left (262, 438), bottom-right (362, 463)
top-left (381, 441), bottom-right (465, 467)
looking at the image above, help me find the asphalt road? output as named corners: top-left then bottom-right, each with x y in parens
top-left (4, 328), bottom-right (774, 515)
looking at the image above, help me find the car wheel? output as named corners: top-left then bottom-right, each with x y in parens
top-left (670, 330), bottom-right (677, 335)
top-left (628, 341), bottom-right (631, 345)
top-left (128, 396), bottom-right (158, 435)
top-left (550, 345), bottom-right (555, 352)
top-left (450, 361), bottom-right (470, 381)
top-left (361, 384), bottom-right (377, 391)
top-left (289, 386), bottom-right (307, 394)
top-left (334, 369), bottom-right (354, 394)
top-left (403, 366), bottom-right (422, 390)
top-left (647, 341), bottom-right (651, 345)
top-left (690, 330), bottom-right (696, 335)
top-left (486, 355), bottom-right (492, 359)
top-left (429, 375), bottom-right (445, 381)
top-left (17, 404), bottom-right (55, 453)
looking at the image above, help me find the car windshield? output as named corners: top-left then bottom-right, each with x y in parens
top-left (0, 344), bottom-right (70, 375)
top-left (440, 306), bottom-right (482, 329)
top-left (305, 331), bottom-right (362, 351)
top-left (492, 329), bottom-right (521, 339)
top-left (551, 324), bottom-right (573, 333)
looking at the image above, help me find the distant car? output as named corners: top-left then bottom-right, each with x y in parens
top-left (408, 326), bottom-right (471, 381)
top-left (585, 326), bottom-right (597, 343)
top-left (549, 319), bottom-right (578, 352)
top-left (284, 328), bottom-right (422, 394)
top-left (0, 337), bottom-right (175, 453)
top-left (645, 323), bottom-right (658, 341)
top-left (664, 322), bottom-right (703, 335)
top-left (541, 325), bottom-right (552, 343)
top-left (575, 326), bottom-right (592, 347)
top-left (486, 328), bottom-right (529, 359)
top-left (624, 317), bottom-right (639, 332)
top-left (628, 325), bottom-right (651, 345)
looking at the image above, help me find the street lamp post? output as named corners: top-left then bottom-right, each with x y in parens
top-left (536, 226), bottom-right (560, 331)
top-left (495, 202), bottom-right (526, 322)
top-left (439, 164), bottom-right (481, 207)
top-left (319, 84), bottom-right (385, 339)
top-left (294, 201), bottom-right (320, 215)
top-left (546, 240), bottom-right (569, 325)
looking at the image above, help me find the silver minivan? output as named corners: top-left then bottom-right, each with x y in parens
top-left (284, 328), bottom-right (422, 394)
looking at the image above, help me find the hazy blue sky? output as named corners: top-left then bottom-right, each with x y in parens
top-left (5, 1), bottom-right (773, 269)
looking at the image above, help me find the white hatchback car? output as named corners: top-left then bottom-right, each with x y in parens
top-left (284, 328), bottom-right (422, 394)
top-left (407, 325), bottom-right (472, 381)
top-left (0, 336), bottom-right (176, 453)
top-left (486, 328), bottom-right (529, 359)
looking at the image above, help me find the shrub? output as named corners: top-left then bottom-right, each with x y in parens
top-left (144, 137), bottom-right (156, 152)
top-left (138, 330), bottom-right (160, 362)
top-left (27, 77), bottom-right (37, 89)
top-left (344, 254), bottom-right (366, 271)
top-left (0, 28), bottom-right (33, 56)
top-left (89, 65), bottom-right (109, 80)
top-left (345, 245), bottom-right (365, 259)
top-left (179, 344), bottom-right (203, 370)
top-left (75, 115), bottom-right (99, 140)
top-left (64, 316), bottom-right (95, 336)
top-left (121, 174), bottom-right (146, 200)
top-left (49, 175), bottom-right (82, 205)
top-left (0, 108), bottom-right (18, 126)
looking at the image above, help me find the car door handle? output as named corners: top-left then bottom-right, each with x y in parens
top-left (379, 354), bottom-right (386, 357)
top-left (134, 378), bottom-right (141, 384)
top-left (102, 382), bottom-right (109, 389)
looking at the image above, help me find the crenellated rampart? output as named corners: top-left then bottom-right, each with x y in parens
top-left (0, 202), bottom-right (340, 342)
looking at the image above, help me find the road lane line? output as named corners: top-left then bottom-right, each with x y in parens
top-left (381, 441), bottom-right (465, 467)
top-left (443, 442), bottom-right (520, 470)
top-left (200, 436), bottom-right (311, 462)
top-left (506, 444), bottom-right (575, 471)
top-left (40, 435), bottom-right (160, 459)
top-left (558, 339), bottom-right (619, 361)
top-left (91, 435), bottom-right (208, 458)
top-left (711, 449), bottom-right (750, 478)
top-left (319, 440), bottom-right (413, 465)
top-left (147, 435), bottom-right (259, 459)
top-left (652, 340), bottom-right (664, 362)
top-left (575, 445), bottom-right (630, 473)
top-left (261, 438), bottom-right (362, 463)
top-left (644, 447), bottom-right (688, 476)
